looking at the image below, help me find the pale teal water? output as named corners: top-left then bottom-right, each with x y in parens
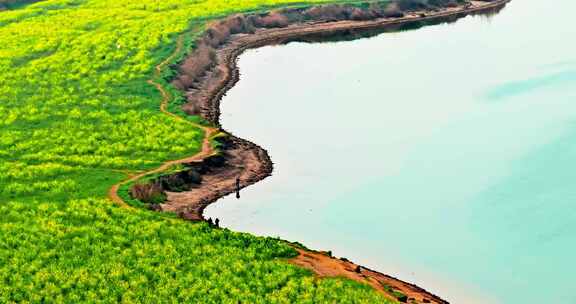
top-left (205, 1), bottom-right (576, 303)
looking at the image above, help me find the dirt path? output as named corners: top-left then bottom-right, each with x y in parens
top-left (107, 35), bottom-right (219, 208)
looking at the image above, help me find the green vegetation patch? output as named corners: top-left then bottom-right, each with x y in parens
top-left (382, 283), bottom-right (409, 303)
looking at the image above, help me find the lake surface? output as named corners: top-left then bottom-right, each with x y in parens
top-left (205, 0), bottom-right (576, 303)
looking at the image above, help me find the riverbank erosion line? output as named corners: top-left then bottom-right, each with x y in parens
top-left (110, 0), bottom-right (511, 303)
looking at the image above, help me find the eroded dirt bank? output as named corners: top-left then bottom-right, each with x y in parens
top-left (131, 0), bottom-right (511, 303)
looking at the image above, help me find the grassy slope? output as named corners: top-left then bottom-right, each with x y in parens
top-left (0, 0), bottom-right (392, 302)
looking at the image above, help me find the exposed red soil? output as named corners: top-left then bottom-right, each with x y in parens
top-left (291, 249), bottom-right (447, 303)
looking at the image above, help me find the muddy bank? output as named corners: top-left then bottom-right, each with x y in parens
top-left (161, 135), bottom-right (273, 221)
top-left (129, 0), bottom-right (510, 303)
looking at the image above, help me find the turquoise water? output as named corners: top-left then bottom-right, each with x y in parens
top-left (205, 1), bottom-right (576, 303)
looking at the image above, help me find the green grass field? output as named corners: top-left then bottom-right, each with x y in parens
top-left (0, 0), bottom-right (392, 302)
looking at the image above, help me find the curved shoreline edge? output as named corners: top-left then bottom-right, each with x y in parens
top-left (166, 0), bottom-right (511, 221)
top-left (113, 0), bottom-right (511, 303)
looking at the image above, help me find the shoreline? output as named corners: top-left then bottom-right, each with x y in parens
top-left (164, 0), bottom-right (510, 221)
top-left (127, 0), bottom-right (511, 302)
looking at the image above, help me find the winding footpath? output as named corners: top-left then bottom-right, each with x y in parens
top-left (107, 35), bottom-right (219, 208)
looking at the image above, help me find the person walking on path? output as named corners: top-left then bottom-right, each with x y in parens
top-left (235, 177), bottom-right (241, 199)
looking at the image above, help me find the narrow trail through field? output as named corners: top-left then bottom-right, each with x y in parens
top-left (108, 34), bottom-right (218, 208)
